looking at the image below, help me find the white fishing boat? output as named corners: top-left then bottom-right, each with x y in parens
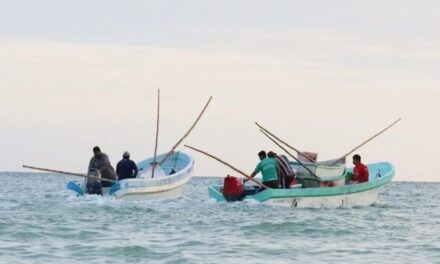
top-left (67, 151), bottom-right (194, 200)
top-left (208, 162), bottom-right (394, 208)
top-left (64, 93), bottom-right (211, 200)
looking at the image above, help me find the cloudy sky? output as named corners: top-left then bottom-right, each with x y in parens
top-left (0, 1), bottom-right (439, 181)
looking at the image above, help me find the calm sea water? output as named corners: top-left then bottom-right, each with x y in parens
top-left (0, 172), bottom-right (439, 264)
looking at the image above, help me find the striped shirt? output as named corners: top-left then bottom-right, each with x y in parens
top-left (87, 153), bottom-right (116, 183)
top-left (275, 155), bottom-right (294, 178)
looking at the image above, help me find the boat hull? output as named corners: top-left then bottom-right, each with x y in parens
top-left (111, 183), bottom-right (188, 201)
top-left (264, 187), bottom-right (380, 208)
top-left (67, 151), bottom-right (194, 200)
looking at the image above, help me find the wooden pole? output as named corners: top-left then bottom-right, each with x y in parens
top-left (159, 96), bottom-right (213, 166)
top-left (331, 118), bottom-right (402, 165)
top-left (255, 122), bottom-right (316, 162)
top-left (259, 129), bottom-right (321, 180)
top-left (184, 145), bottom-right (269, 189)
top-left (151, 89), bottom-right (160, 178)
top-left (22, 165), bottom-right (116, 183)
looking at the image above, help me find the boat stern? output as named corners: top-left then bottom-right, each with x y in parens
top-left (208, 185), bottom-right (226, 201)
top-left (66, 181), bottom-right (85, 196)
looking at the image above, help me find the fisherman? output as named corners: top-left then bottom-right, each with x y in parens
top-left (268, 151), bottom-right (295, 188)
top-left (116, 151), bottom-right (138, 181)
top-left (245, 150), bottom-right (279, 189)
top-left (348, 154), bottom-right (369, 184)
top-left (87, 146), bottom-right (117, 194)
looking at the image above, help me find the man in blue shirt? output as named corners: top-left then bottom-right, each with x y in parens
top-left (116, 151), bottom-right (139, 181)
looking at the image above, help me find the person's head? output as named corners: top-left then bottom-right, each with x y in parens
top-left (93, 146), bottom-right (102, 157)
top-left (267, 151), bottom-right (277, 158)
top-left (258, 150), bottom-right (267, 160)
top-left (352, 154), bottom-right (361, 165)
top-left (123, 151), bottom-right (130, 159)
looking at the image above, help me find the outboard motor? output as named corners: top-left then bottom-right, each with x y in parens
top-left (222, 175), bottom-right (245, 201)
top-left (86, 169), bottom-right (103, 195)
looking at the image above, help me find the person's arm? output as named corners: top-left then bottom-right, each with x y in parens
top-left (132, 161), bottom-right (138, 177)
top-left (244, 170), bottom-right (257, 182)
top-left (352, 170), bottom-right (360, 182)
top-left (245, 163), bottom-right (261, 182)
top-left (345, 171), bottom-right (354, 183)
top-left (116, 162), bottom-right (120, 176)
top-left (100, 154), bottom-right (111, 171)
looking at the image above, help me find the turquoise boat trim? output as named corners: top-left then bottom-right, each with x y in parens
top-left (67, 181), bottom-right (84, 196)
top-left (208, 185), bottom-right (226, 202)
top-left (109, 182), bottom-right (121, 195)
top-left (208, 162), bottom-right (394, 203)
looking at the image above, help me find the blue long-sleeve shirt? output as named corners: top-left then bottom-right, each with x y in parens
top-left (116, 158), bottom-right (138, 180)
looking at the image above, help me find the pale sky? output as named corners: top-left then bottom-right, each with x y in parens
top-left (0, 1), bottom-right (439, 181)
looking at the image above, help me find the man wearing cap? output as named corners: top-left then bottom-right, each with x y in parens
top-left (116, 151), bottom-right (139, 181)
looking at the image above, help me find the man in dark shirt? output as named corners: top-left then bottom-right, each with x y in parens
top-left (116, 151), bottom-right (139, 181)
top-left (87, 146), bottom-right (117, 192)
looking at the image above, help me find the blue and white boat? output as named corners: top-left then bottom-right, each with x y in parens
top-left (208, 162), bottom-right (394, 208)
top-left (67, 151), bottom-right (194, 200)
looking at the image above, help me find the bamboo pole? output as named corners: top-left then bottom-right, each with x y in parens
top-left (151, 89), bottom-right (160, 178)
top-left (184, 145), bottom-right (269, 189)
top-left (331, 118), bottom-right (402, 165)
top-left (22, 165), bottom-right (116, 183)
top-left (159, 96), bottom-right (213, 166)
top-left (255, 122), bottom-right (316, 162)
top-left (259, 129), bottom-right (321, 180)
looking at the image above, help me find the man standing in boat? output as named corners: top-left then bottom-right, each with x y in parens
top-left (349, 154), bottom-right (369, 184)
top-left (87, 146), bottom-right (117, 193)
top-left (246, 150), bottom-right (279, 189)
top-left (116, 151), bottom-right (138, 181)
top-left (268, 151), bottom-right (295, 188)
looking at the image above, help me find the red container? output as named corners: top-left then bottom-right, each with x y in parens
top-left (223, 175), bottom-right (245, 201)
